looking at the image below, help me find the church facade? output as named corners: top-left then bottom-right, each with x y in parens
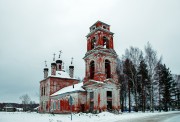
top-left (39, 21), bottom-right (120, 113)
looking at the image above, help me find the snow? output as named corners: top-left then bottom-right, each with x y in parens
top-left (51, 71), bottom-right (71, 79)
top-left (3, 107), bottom-right (14, 108)
top-left (90, 80), bottom-right (105, 84)
top-left (163, 114), bottom-right (180, 122)
top-left (51, 82), bottom-right (85, 96)
top-left (16, 108), bottom-right (23, 111)
top-left (0, 111), bottom-right (179, 122)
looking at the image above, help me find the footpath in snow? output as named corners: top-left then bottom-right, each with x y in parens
top-left (0, 111), bottom-right (180, 122)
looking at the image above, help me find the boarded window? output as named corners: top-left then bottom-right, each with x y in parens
top-left (105, 60), bottom-right (111, 78)
top-left (90, 61), bottom-right (95, 79)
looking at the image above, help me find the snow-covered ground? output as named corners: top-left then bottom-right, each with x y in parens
top-left (163, 114), bottom-right (180, 122)
top-left (0, 111), bottom-right (179, 122)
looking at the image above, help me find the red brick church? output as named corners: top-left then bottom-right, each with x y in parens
top-left (39, 21), bottom-right (120, 113)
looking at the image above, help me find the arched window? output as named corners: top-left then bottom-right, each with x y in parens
top-left (44, 86), bottom-right (45, 96)
top-left (59, 65), bottom-right (61, 70)
top-left (90, 61), bottom-right (95, 79)
top-left (105, 60), bottom-right (111, 78)
top-left (103, 37), bottom-right (109, 49)
top-left (103, 26), bottom-right (106, 29)
top-left (91, 37), bottom-right (96, 49)
top-left (41, 87), bottom-right (43, 96)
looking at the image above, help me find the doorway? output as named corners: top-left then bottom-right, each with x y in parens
top-left (90, 101), bottom-right (94, 113)
top-left (107, 101), bottom-right (112, 111)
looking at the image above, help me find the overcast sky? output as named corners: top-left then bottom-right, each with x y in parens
top-left (0, 0), bottom-right (180, 103)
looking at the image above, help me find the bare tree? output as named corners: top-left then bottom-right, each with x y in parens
top-left (20, 94), bottom-right (31, 111)
top-left (122, 46), bottom-right (143, 112)
top-left (123, 46), bottom-right (143, 69)
top-left (116, 57), bottom-right (128, 112)
top-left (144, 42), bottom-right (159, 112)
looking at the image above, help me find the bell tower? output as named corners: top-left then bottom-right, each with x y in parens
top-left (83, 21), bottom-right (118, 84)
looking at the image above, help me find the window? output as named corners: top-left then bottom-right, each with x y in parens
top-left (91, 37), bottom-right (96, 49)
top-left (103, 37), bottom-right (109, 48)
top-left (105, 60), bottom-right (111, 78)
top-left (41, 102), bottom-right (43, 109)
top-left (90, 92), bottom-right (94, 99)
top-left (90, 61), bottom-right (95, 79)
top-left (43, 101), bottom-right (46, 110)
top-left (59, 65), bottom-right (61, 70)
top-left (41, 87), bottom-right (43, 96)
top-left (107, 91), bottom-right (112, 98)
top-left (46, 101), bottom-right (48, 110)
top-left (53, 101), bottom-right (56, 110)
top-left (103, 26), bottom-right (106, 29)
top-left (44, 86), bottom-right (45, 96)
top-left (58, 101), bottom-right (60, 110)
top-left (51, 101), bottom-right (53, 111)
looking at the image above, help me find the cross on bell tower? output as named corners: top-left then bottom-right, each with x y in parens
top-left (83, 21), bottom-right (118, 84)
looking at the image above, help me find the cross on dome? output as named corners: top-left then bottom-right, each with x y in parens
top-left (59, 50), bottom-right (62, 59)
top-left (71, 57), bottom-right (74, 65)
top-left (44, 60), bottom-right (47, 67)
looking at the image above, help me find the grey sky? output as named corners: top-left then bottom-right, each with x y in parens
top-left (0, 0), bottom-right (180, 103)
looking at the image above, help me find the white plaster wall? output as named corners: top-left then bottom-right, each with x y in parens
top-left (94, 88), bottom-right (98, 108)
top-left (78, 93), bottom-right (86, 104)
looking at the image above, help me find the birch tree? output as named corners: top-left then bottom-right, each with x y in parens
top-left (144, 42), bottom-right (158, 112)
top-left (123, 46), bottom-right (143, 112)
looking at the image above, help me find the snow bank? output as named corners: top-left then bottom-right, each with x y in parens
top-left (0, 111), bottom-right (179, 122)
